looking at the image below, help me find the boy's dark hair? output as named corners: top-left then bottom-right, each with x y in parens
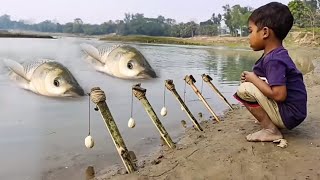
top-left (249, 2), bottom-right (294, 41)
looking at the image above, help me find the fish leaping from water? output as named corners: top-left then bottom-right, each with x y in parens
top-left (80, 43), bottom-right (157, 79)
top-left (3, 58), bottom-right (85, 97)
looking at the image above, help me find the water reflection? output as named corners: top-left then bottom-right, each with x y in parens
top-left (203, 47), bottom-right (317, 83)
top-left (203, 48), bottom-right (260, 83)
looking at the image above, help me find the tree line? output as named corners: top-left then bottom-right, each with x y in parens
top-left (1, 1), bottom-right (319, 38)
top-left (288, 0), bottom-right (320, 38)
top-left (0, 4), bottom-right (253, 38)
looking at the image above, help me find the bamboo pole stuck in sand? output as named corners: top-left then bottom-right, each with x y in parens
top-left (201, 74), bottom-right (234, 110)
top-left (132, 83), bottom-right (176, 149)
top-left (165, 79), bottom-right (203, 131)
top-left (184, 75), bottom-right (221, 122)
top-left (89, 87), bottom-right (136, 173)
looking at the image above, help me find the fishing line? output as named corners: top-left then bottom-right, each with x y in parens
top-left (200, 77), bottom-right (204, 94)
top-left (88, 93), bottom-right (91, 136)
top-left (128, 88), bottom-right (136, 128)
top-left (183, 80), bottom-right (187, 103)
top-left (163, 83), bottom-right (166, 107)
top-left (131, 89), bottom-right (134, 118)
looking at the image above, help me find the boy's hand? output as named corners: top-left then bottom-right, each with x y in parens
top-left (240, 72), bottom-right (246, 83)
top-left (243, 71), bottom-right (258, 83)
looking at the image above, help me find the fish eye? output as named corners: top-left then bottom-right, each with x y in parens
top-left (127, 61), bottom-right (134, 69)
top-left (53, 79), bottom-right (60, 87)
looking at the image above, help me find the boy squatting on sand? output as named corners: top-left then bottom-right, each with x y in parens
top-left (233, 2), bottom-right (307, 142)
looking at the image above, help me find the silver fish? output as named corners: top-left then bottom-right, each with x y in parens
top-left (80, 43), bottom-right (157, 79)
top-left (3, 58), bottom-right (85, 97)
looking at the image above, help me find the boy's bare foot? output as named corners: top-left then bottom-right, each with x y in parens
top-left (246, 128), bottom-right (283, 142)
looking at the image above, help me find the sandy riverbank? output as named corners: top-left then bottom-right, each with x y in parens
top-left (91, 56), bottom-right (320, 180)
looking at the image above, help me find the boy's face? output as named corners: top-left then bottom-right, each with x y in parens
top-left (248, 21), bottom-right (265, 51)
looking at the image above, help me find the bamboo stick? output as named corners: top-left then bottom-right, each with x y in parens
top-left (184, 75), bottom-right (221, 122)
top-left (202, 74), bottom-right (233, 110)
top-left (165, 79), bottom-right (203, 131)
top-left (132, 84), bottom-right (176, 149)
top-left (90, 87), bottom-right (136, 173)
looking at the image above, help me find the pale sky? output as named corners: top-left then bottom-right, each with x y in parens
top-left (2, 0), bottom-right (290, 24)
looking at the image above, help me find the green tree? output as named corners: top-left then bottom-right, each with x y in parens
top-left (100, 21), bottom-right (116, 34)
top-left (303, 0), bottom-right (319, 10)
top-left (198, 25), bottom-right (218, 36)
top-left (1, 10), bottom-right (247, 38)
top-left (37, 20), bottom-right (57, 32)
top-left (222, 5), bottom-right (234, 35)
top-left (56, 23), bottom-right (63, 32)
top-left (124, 13), bottom-right (131, 24)
top-left (211, 13), bottom-right (222, 25)
top-left (289, 0), bottom-right (308, 27)
top-left (304, 4), bottom-right (319, 39)
top-left (223, 4), bottom-right (252, 37)
top-left (0, 14), bottom-right (12, 29)
top-left (63, 23), bottom-right (73, 33)
top-left (73, 18), bottom-right (84, 33)
top-left (290, 0), bottom-right (320, 39)
top-left (116, 20), bottom-right (126, 35)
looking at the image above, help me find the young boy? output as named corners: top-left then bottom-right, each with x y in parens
top-left (234, 2), bottom-right (307, 142)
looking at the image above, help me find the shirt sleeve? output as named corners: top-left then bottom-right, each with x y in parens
top-left (265, 60), bottom-right (287, 86)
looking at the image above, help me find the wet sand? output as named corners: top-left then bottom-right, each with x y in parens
top-left (93, 57), bottom-right (320, 179)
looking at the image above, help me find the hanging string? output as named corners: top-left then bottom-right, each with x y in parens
top-left (88, 93), bottom-right (91, 136)
top-left (200, 78), bottom-right (204, 94)
top-left (163, 83), bottom-right (166, 107)
top-left (183, 80), bottom-right (187, 103)
top-left (130, 89), bottom-right (134, 117)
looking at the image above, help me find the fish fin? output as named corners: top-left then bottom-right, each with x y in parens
top-left (23, 59), bottom-right (54, 79)
top-left (8, 71), bottom-right (30, 90)
top-left (80, 43), bottom-right (104, 64)
top-left (97, 44), bottom-right (123, 60)
top-left (84, 55), bottom-right (104, 68)
top-left (2, 59), bottom-right (31, 89)
top-left (2, 58), bottom-right (29, 81)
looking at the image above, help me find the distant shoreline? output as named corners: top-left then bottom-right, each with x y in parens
top-left (98, 32), bottom-right (319, 48)
top-left (95, 27), bottom-right (317, 48)
top-left (0, 31), bottom-right (54, 39)
top-left (0, 30), bottom-right (318, 48)
top-left (99, 35), bottom-right (250, 48)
